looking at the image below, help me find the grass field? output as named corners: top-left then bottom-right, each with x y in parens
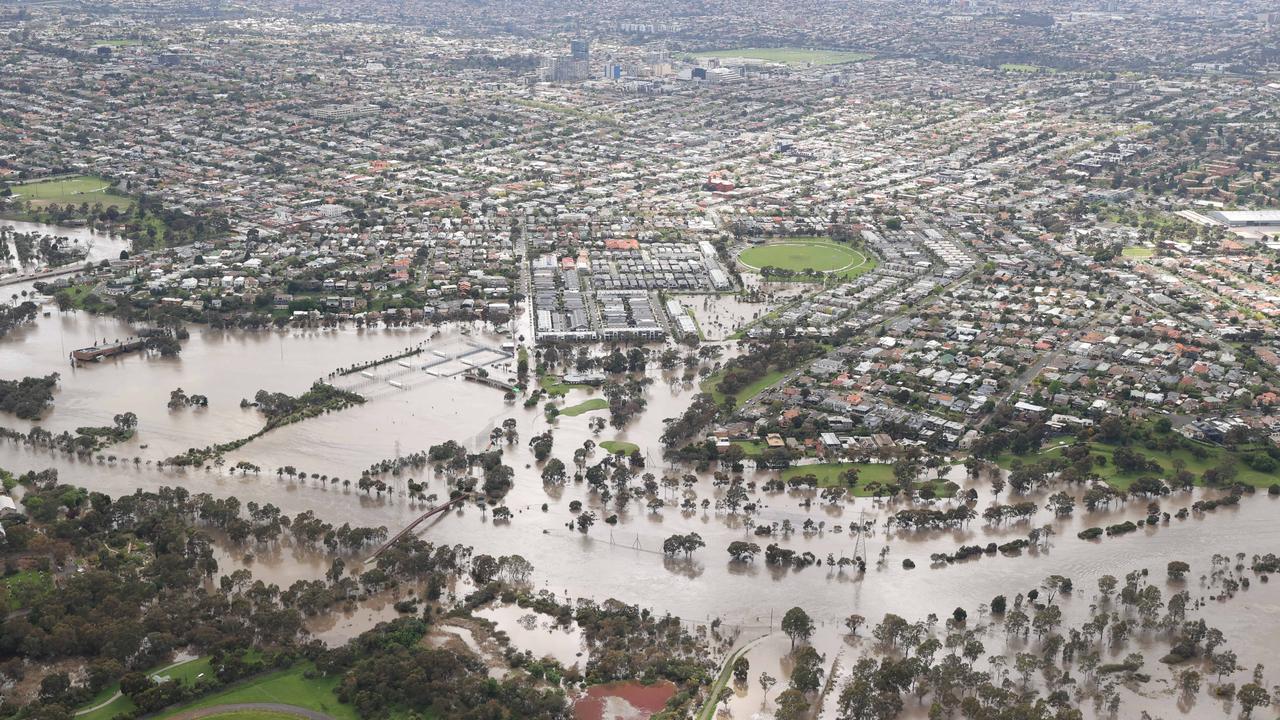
top-left (559, 398), bottom-right (608, 417)
top-left (996, 439), bottom-right (1279, 491)
top-left (3, 570), bottom-right (51, 611)
top-left (1121, 246), bottom-right (1154, 258)
top-left (729, 440), bottom-right (767, 456)
top-left (600, 440), bottom-right (639, 455)
top-left (5, 175), bottom-right (132, 209)
top-left (78, 657), bottom-right (214, 720)
top-left (781, 462), bottom-right (956, 497)
top-left (690, 47), bottom-right (872, 66)
top-left (738, 238), bottom-right (875, 281)
top-left (702, 368), bottom-right (787, 409)
top-left (782, 462), bottom-right (957, 497)
top-left (538, 375), bottom-right (596, 397)
top-left (159, 664), bottom-right (357, 720)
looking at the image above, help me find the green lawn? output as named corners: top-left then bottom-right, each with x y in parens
top-left (538, 375), bottom-right (596, 397)
top-left (702, 368), bottom-right (787, 409)
top-left (77, 688), bottom-right (133, 720)
top-left (690, 47), bottom-right (872, 66)
top-left (5, 175), bottom-right (131, 209)
top-left (156, 657), bottom-right (214, 684)
top-left (3, 570), bottom-right (52, 611)
top-left (52, 283), bottom-right (105, 311)
top-left (781, 462), bottom-right (956, 498)
top-left (1121, 246), bottom-right (1154, 258)
top-left (558, 398), bottom-right (608, 417)
top-left (738, 238), bottom-right (875, 281)
top-left (784, 462), bottom-right (893, 487)
top-left (159, 664), bottom-right (357, 720)
top-left (599, 440), bottom-right (639, 456)
top-left (729, 440), bottom-right (766, 457)
top-left (77, 657), bottom-right (214, 720)
top-left (996, 439), bottom-right (1279, 491)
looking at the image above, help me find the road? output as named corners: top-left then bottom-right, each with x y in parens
top-left (0, 263), bottom-right (84, 288)
top-left (978, 343), bottom-right (1071, 429)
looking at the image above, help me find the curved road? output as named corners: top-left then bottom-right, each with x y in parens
top-left (162, 703), bottom-right (335, 720)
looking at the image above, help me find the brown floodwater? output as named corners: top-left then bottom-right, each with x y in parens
top-left (3, 308), bottom-right (1280, 716)
top-left (1, 220), bottom-right (131, 275)
top-left (573, 680), bottom-right (677, 720)
top-left (476, 603), bottom-right (589, 670)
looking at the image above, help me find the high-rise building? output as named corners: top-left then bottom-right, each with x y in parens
top-left (570, 39), bottom-right (590, 62)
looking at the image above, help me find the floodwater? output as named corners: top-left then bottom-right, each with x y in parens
top-left (3, 308), bottom-right (1280, 714)
top-left (573, 680), bottom-right (677, 720)
top-left (307, 591), bottom-right (413, 648)
top-left (1, 220), bottom-right (130, 273)
top-left (476, 603), bottom-right (589, 669)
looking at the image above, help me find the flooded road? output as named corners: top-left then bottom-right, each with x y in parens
top-left (2, 308), bottom-right (1280, 712)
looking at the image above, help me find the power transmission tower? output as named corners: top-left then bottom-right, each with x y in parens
top-left (852, 509), bottom-right (869, 572)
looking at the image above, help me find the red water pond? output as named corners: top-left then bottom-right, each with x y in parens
top-left (573, 680), bottom-right (677, 720)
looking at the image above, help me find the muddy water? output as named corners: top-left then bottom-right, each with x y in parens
top-left (0, 312), bottom-right (452, 459)
top-left (476, 603), bottom-right (589, 669)
top-left (573, 680), bottom-right (676, 720)
top-left (682, 293), bottom-right (771, 342)
top-left (3, 310), bottom-right (1280, 710)
top-left (1, 220), bottom-right (130, 274)
top-left (309, 591), bottom-right (414, 648)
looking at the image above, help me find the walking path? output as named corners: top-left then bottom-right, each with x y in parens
top-left (75, 655), bottom-right (198, 716)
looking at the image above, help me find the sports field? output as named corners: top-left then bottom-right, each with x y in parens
top-left (6, 175), bottom-right (132, 209)
top-left (690, 47), bottom-right (872, 66)
top-left (1121, 246), bottom-right (1154, 259)
top-left (738, 238), bottom-right (874, 281)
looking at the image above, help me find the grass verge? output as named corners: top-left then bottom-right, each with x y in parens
top-left (599, 440), bottom-right (639, 455)
top-left (559, 398), bottom-right (608, 417)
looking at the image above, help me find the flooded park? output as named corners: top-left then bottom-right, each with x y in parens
top-left (1, 222), bottom-right (1279, 719)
